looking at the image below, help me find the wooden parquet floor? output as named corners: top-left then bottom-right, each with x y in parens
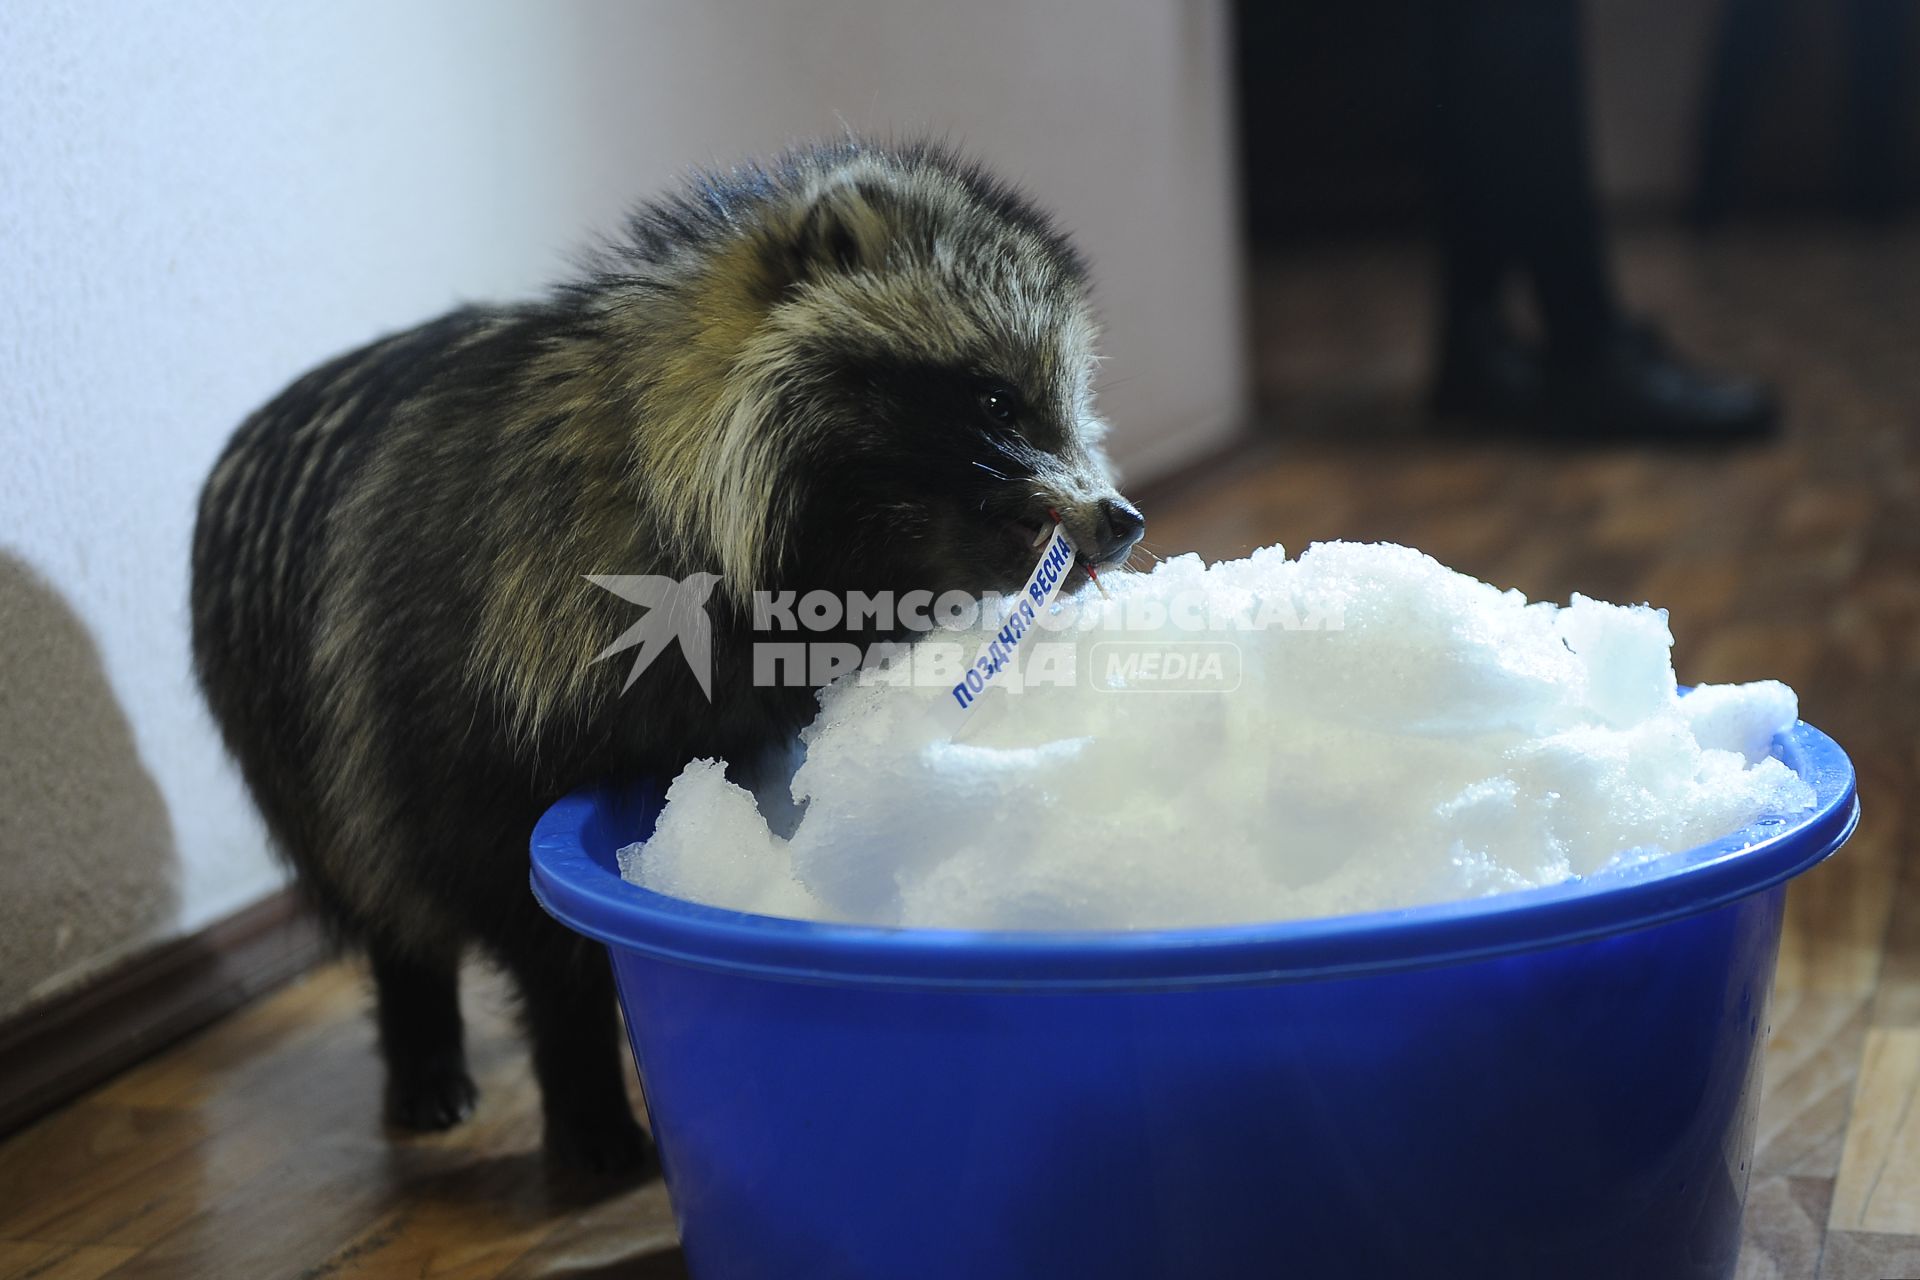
top-left (1, 226), bottom-right (1915, 1278)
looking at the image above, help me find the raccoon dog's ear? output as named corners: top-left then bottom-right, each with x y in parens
top-left (775, 176), bottom-right (899, 289)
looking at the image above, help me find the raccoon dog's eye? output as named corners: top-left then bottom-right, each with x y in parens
top-left (978, 384), bottom-right (1022, 427)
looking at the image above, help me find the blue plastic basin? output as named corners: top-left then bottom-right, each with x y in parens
top-left (530, 720), bottom-right (1856, 1280)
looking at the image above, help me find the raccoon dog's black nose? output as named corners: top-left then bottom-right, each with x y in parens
top-left (1092, 497), bottom-right (1145, 563)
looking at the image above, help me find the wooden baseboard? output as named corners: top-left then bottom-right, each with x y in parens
top-left (0, 889), bottom-right (325, 1137)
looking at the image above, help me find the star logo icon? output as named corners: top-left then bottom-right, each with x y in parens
top-left (586, 572), bottom-right (723, 699)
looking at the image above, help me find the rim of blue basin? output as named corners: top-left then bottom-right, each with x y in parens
top-left (530, 718), bottom-right (1857, 991)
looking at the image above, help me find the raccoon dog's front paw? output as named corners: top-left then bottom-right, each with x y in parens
top-left (544, 1108), bottom-right (654, 1178)
top-left (384, 1059), bottom-right (480, 1132)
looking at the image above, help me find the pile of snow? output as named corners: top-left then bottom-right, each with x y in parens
top-left (619, 542), bottom-right (1812, 930)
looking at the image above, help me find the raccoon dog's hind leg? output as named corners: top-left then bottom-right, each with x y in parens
top-left (368, 936), bottom-right (477, 1132)
top-left (188, 342), bottom-right (483, 1140)
top-left (492, 913), bottom-right (650, 1175)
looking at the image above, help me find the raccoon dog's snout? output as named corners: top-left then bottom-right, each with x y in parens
top-left (188, 139), bottom-right (1121, 1175)
top-left (1016, 460), bottom-right (1143, 570)
top-left (1066, 494), bottom-right (1146, 566)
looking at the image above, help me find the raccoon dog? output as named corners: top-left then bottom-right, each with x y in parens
top-left (190, 141), bottom-right (1144, 1173)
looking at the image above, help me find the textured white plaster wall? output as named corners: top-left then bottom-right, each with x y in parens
top-left (0, 0), bottom-right (1246, 1008)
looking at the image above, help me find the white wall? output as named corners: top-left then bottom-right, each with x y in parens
top-left (556, 0), bottom-right (1250, 476)
top-left (0, 0), bottom-right (1246, 1007)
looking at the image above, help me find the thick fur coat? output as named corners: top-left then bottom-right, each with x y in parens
top-left (190, 141), bottom-right (1140, 1171)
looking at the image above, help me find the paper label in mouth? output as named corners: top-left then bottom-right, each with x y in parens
top-left (942, 523), bottom-right (1078, 732)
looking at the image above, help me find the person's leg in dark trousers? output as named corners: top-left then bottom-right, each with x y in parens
top-left (1428, 0), bottom-right (1777, 439)
top-left (1845, 0), bottom-right (1917, 220)
top-left (1690, 0), bottom-right (1791, 229)
top-left (1432, 0), bottom-right (1618, 356)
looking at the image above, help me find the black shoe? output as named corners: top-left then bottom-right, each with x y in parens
top-left (1540, 321), bottom-right (1778, 442)
top-left (1432, 319), bottom-right (1778, 443)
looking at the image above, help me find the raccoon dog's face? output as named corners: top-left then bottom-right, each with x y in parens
top-left (700, 151), bottom-right (1143, 603)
